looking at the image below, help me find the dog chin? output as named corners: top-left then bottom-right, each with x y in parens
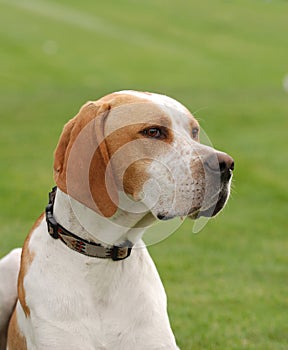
top-left (196, 192), bottom-right (229, 219)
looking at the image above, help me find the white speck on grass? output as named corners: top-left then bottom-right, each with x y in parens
top-left (283, 75), bottom-right (288, 93)
top-left (42, 40), bottom-right (58, 55)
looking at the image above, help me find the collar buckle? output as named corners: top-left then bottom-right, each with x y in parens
top-left (45, 186), bottom-right (60, 239)
top-left (111, 241), bottom-right (133, 261)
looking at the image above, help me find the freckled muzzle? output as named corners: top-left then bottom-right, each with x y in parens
top-left (146, 137), bottom-right (234, 222)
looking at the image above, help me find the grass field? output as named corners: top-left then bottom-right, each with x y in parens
top-left (0, 0), bottom-right (288, 348)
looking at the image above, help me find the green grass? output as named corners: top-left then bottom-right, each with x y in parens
top-left (1, 0), bottom-right (288, 348)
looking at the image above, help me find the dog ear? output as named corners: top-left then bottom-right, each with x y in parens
top-left (54, 118), bottom-right (75, 188)
top-left (53, 102), bottom-right (118, 217)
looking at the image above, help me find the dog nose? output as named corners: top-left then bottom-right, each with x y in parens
top-left (204, 152), bottom-right (234, 181)
top-left (217, 152), bottom-right (234, 173)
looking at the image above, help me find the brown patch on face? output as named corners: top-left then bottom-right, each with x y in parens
top-left (17, 213), bottom-right (44, 319)
top-left (7, 308), bottom-right (27, 350)
top-left (122, 159), bottom-right (151, 200)
top-left (103, 102), bottom-right (174, 200)
top-left (54, 93), bottom-right (175, 212)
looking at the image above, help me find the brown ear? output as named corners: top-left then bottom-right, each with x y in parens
top-left (53, 102), bottom-right (118, 217)
top-left (54, 118), bottom-right (76, 190)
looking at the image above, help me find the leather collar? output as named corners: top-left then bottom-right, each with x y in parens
top-left (45, 187), bottom-right (133, 261)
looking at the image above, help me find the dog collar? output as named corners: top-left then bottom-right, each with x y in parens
top-left (45, 187), bottom-right (133, 261)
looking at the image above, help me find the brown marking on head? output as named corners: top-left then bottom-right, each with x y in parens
top-left (7, 308), bottom-right (27, 350)
top-left (54, 92), bottom-right (175, 210)
top-left (102, 97), bottom-right (174, 200)
top-left (98, 92), bottom-right (148, 108)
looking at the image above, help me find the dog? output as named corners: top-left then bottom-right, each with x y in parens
top-left (0, 90), bottom-right (234, 349)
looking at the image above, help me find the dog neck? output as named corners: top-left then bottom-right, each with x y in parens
top-left (53, 188), bottom-right (156, 247)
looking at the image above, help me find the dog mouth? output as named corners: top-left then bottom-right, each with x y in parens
top-left (197, 190), bottom-right (229, 218)
top-left (188, 188), bottom-right (229, 220)
top-left (156, 188), bottom-right (229, 221)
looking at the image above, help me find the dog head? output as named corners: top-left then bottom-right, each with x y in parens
top-left (54, 90), bottom-right (234, 220)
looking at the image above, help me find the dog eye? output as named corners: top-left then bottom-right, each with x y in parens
top-left (192, 127), bottom-right (199, 139)
top-left (141, 127), bottom-right (164, 139)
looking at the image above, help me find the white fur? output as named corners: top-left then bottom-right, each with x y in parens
top-left (0, 248), bottom-right (21, 349)
top-left (18, 192), bottom-right (178, 349)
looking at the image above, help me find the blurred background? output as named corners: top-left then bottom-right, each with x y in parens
top-left (0, 0), bottom-right (287, 349)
